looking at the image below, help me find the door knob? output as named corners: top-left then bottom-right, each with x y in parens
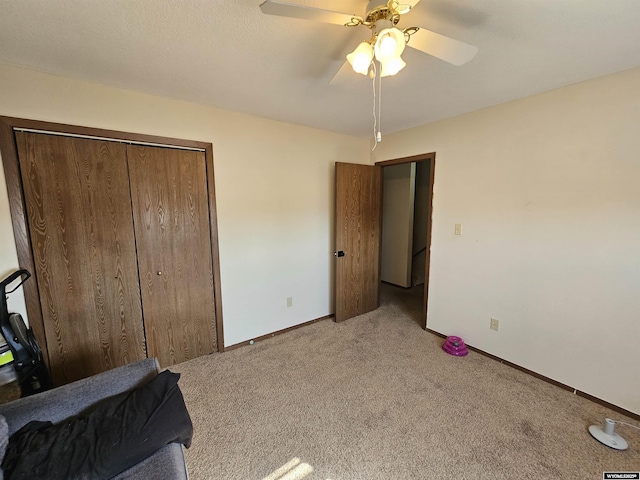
top-left (334, 251), bottom-right (345, 257)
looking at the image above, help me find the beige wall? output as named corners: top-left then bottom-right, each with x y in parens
top-left (3, 62), bottom-right (638, 414)
top-left (381, 163), bottom-right (415, 287)
top-left (0, 63), bottom-right (370, 347)
top-left (0, 161), bottom-right (28, 319)
top-left (371, 67), bottom-right (640, 415)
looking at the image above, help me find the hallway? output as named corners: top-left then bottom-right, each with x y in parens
top-left (379, 282), bottom-right (424, 327)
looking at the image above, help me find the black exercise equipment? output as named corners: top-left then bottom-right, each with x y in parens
top-left (0, 269), bottom-right (51, 397)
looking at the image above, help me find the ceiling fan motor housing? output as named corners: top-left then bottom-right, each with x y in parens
top-left (364, 1), bottom-right (402, 27)
top-left (373, 19), bottom-right (394, 35)
top-left (366, 0), bottom-right (389, 12)
top-left (367, 0), bottom-right (387, 12)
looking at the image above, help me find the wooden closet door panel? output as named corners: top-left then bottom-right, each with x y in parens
top-left (16, 132), bottom-right (146, 385)
top-left (127, 145), bottom-right (216, 367)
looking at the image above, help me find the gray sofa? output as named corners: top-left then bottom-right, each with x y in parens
top-left (0, 358), bottom-right (188, 479)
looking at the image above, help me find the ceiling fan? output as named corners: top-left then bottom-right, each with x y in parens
top-left (259, 0), bottom-right (478, 79)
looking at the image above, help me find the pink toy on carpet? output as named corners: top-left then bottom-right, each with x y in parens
top-left (442, 336), bottom-right (469, 356)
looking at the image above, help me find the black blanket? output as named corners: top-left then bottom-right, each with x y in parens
top-left (2, 370), bottom-right (192, 480)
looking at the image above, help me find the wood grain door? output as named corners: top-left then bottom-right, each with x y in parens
top-left (16, 132), bottom-right (147, 385)
top-left (334, 162), bottom-right (382, 322)
top-left (127, 145), bottom-right (217, 367)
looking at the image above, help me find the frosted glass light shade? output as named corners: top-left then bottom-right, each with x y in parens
top-left (378, 35), bottom-right (397, 58)
top-left (380, 56), bottom-right (406, 77)
top-left (374, 28), bottom-right (406, 62)
top-left (347, 42), bottom-right (374, 75)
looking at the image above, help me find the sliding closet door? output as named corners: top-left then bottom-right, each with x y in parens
top-left (127, 145), bottom-right (217, 367)
top-left (15, 132), bottom-right (147, 385)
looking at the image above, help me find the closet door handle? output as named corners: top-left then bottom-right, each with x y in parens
top-left (157, 271), bottom-right (162, 276)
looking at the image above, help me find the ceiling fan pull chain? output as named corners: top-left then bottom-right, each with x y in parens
top-left (372, 62), bottom-right (379, 151)
top-left (371, 62), bottom-right (384, 150)
top-left (378, 62), bottom-right (383, 142)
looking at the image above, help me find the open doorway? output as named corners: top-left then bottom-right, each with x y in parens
top-left (375, 153), bottom-right (435, 329)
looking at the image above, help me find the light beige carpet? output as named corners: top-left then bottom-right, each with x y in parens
top-left (171, 284), bottom-right (639, 479)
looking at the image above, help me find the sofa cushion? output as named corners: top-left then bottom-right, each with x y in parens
top-left (1, 370), bottom-right (192, 480)
top-left (111, 443), bottom-right (187, 480)
top-left (0, 415), bottom-right (8, 480)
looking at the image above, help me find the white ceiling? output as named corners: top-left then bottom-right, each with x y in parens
top-left (1, 0), bottom-right (640, 138)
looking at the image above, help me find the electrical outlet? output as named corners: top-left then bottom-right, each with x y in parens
top-left (455, 224), bottom-right (462, 235)
top-left (286, 297), bottom-right (293, 308)
top-left (490, 318), bottom-right (500, 331)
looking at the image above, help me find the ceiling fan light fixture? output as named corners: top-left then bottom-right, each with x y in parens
top-left (374, 27), bottom-right (406, 62)
top-left (347, 41), bottom-right (374, 75)
top-left (380, 55), bottom-right (406, 76)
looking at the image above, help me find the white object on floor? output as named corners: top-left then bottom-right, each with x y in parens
top-left (589, 418), bottom-right (628, 450)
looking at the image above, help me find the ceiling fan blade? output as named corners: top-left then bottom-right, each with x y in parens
top-left (407, 27), bottom-right (478, 66)
top-left (259, 0), bottom-right (362, 26)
